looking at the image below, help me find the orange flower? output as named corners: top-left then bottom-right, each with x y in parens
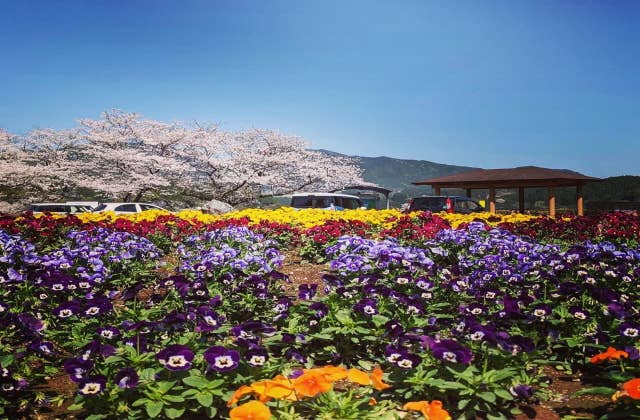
top-left (347, 368), bottom-right (371, 386)
top-left (250, 376), bottom-right (296, 402)
top-left (227, 377), bottom-right (296, 407)
top-left (370, 366), bottom-right (392, 391)
top-left (307, 365), bottom-right (348, 382)
top-left (622, 378), bottom-right (640, 399)
top-left (292, 370), bottom-right (333, 397)
top-left (590, 347), bottom-right (629, 363)
top-left (403, 400), bottom-right (451, 420)
top-left (229, 400), bottom-right (272, 420)
top-left (228, 385), bottom-right (254, 407)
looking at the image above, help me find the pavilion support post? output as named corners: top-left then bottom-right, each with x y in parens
top-left (548, 187), bottom-right (556, 218)
top-left (576, 183), bottom-right (584, 216)
top-left (518, 187), bottom-right (525, 213)
top-left (466, 189), bottom-right (472, 198)
top-left (489, 187), bottom-right (496, 214)
top-left (434, 187), bottom-right (441, 195)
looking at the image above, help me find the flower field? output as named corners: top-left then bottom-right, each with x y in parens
top-left (1, 209), bottom-right (640, 419)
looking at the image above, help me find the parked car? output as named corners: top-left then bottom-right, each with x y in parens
top-left (290, 193), bottom-right (364, 210)
top-left (405, 196), bottom-right (485, 214)
top-left (28, 203), bottom-right (94, 214)
top-left (91, 202), bottom-right (171, 214)
top-left (65, 201), bottom-right (100, 210)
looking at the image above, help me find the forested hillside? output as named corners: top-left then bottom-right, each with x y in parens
top-left (347, 153), bottom-right (640, 210)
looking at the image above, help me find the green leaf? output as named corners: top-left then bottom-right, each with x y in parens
top-left (0, 354), bottom-right (15, 368)
top-left (571, 387), bottom-right (617, 397)
top-left (311, 333), bottom-right (334, 340)
top-left (157, 380), bottom-right (177, 394)
top-left (140, 368), bottom-right (157, 382)
top-left (164, 407), bottom-right (185, 419)
top-left (132, 398), bottom-right (150, 407)
top-left (491, 368), bottom-right (518, 382)
top-left (478, 392), bottom-right (497, 403)
top-left (182, 375), bottom-right (209, 389)
top-left (146, 401), bottom-right (163, 418)
top-left (196, 392), bottom-right (213, 407)
top-left (493, 389), bottom-right (514, 401)
top-left (371, 314), bottom-right (390, 328)
top-left (85, 415), bottom-right (108, 420)
top-left (335, 309), bottom-right (353, 325)
top-left (609, 371), bottom-right (633, 383)
top-left (163, 394), bottom-right (185, 403)
top-left (457, 399), bottom-right (471, 410)
top-left (103, 355), bottom-right (123, 364)
top-left (357, 360), bottom-right (373, 370)
top-left (486, 412), bottom-right (507, 420)
top-left (67, 403), bottom-right (84, 411)
top-left (181, 389), bottom-right (198, 397)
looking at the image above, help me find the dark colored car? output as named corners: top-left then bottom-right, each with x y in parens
top-left (406, 196), bottom-right (485, 214)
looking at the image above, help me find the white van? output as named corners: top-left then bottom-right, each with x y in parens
top-left (91, 202), bottom-right (171, 214)
top-left (290, 193), bottom-right (364, 210)
top-left (28, 203), bottom-right (94, 214)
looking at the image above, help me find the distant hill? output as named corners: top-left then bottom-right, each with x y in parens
top-left (322, 151), bottom-right (640, 209)
top-left (318, 150), bottom-right (478, 206)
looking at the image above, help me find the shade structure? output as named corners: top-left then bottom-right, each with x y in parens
top-left (412, 166), bottom-right (602, 217)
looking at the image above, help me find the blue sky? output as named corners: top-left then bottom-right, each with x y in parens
top-left (1, 0), bottom-right (639, 177)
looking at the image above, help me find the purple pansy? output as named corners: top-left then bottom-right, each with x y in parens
top-left (204, 346), bottom-right (240, 372)
top-left (64, 358), bottom-right (94, 382)
top-left (97, 326), bottom-right (121, 340)
top-left (509, 384), bottom-right (534, 400)
top-left (78, 375), bottom-right (107, 396)
top-left (568, 306), bottom-right (590, 320)
top-left (298, 284), bottom-right (318, 300)
top-left (28, 339), bottom-right (56, 355)
top-left (310, 302), bottom-right (329, 319)
top-left (156, 345), bottom-right (194, 371)
top-left (245, 348), bottom-right (269, 367)
top-left (114, 367), bottom-right (139, 388)
top-left (396, 352), bottom-right (422, 369)
top-left (354, 298), bottom-right (378, 316)
top-left (53, 301), bottom-right (82, 319)
top-left (619, 322), bottom-right (640, 338)
top-left (17, 313), bottom-right (46, 333)
top-left (427, 338), bottom-right (473, 364)
top-left (284, 348), bottom-right (307, 364)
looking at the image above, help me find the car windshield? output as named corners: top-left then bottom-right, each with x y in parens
top-left (410, 197), bottom-right (446, 211)
top-left (92, 204), bottom-right (107, 212)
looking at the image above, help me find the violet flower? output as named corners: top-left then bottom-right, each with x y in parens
top-left (157, 345), bottom-right (194, 371)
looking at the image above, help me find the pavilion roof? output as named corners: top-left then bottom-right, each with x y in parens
top-left (413, 166), bottom-right (601, 189)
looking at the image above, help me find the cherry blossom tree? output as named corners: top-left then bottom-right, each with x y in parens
top-left (0, 111), bottom-right (371, 209)
top-left (76, 110), bottom-right (195, 201)
top-left (180, 127), bottom-right (369, 204)
top-left (0, 127), bottom-right (85, 208)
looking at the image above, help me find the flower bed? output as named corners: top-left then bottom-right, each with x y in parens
top-left (1, 210), bottom-right (640, 419)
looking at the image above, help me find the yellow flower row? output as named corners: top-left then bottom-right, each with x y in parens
top-left (435, 211), bottom-right (539, 228)
top-left (72, 207), bottom-right (539, 229)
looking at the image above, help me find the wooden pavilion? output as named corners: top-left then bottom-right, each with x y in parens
top-left (412, 166), bottom-right (602, 217)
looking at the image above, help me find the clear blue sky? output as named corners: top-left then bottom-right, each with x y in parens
top-left (1, 0), bottom-right (639, 177)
